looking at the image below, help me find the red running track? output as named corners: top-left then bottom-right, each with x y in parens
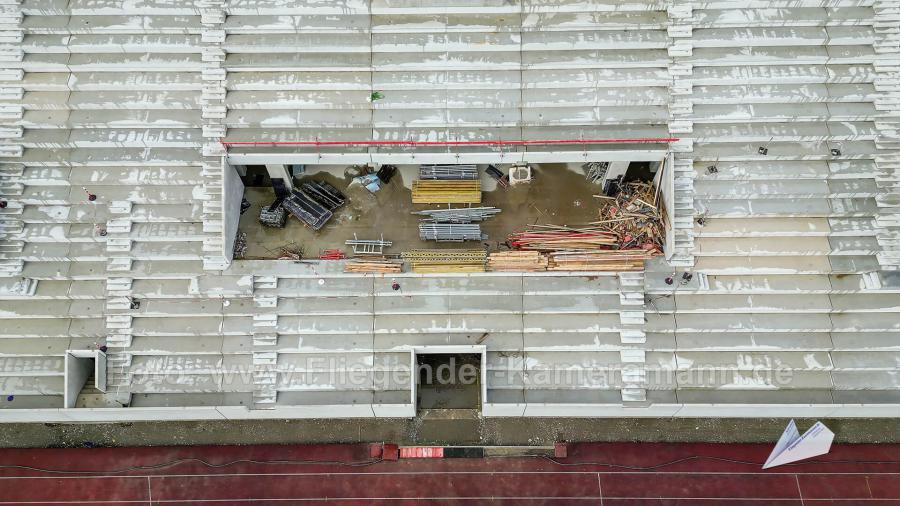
top-left (1, 442), bottom-right (899, 504)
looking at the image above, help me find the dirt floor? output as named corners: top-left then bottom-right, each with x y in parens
top-left (238, 163), bottom-right (602, 259)
top-left (1, 418), bottom-right (898, 448)
top-left (416, 354), bottom-right (482, 410)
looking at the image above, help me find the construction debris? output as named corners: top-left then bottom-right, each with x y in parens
top-left (583, 162), bottom-right (610, 184)
top-left (487, 251), bottom-right (548, 272)
top-left (419, 164), bottom-right (479, 180)
top-left (486, 165), bottom-right (509, 188)
top-left (594, 181), bottom-right (664, 252)
top-left (278, 244), bottom-right (304, 260)
top-left (413, 206), bottom-right (500, 223)
top-left (418, 223), bottom-right (485, 242)
top-left (344, 258), bottom-right (403, 273)
top-left (412, 180), bottom-right (481, 204)
top-left (401, 249), bottom-right (487, 273)
top-left (233, 231), bottom-right (247, 259)
top-left (353, 173), bottom-right (382, 193)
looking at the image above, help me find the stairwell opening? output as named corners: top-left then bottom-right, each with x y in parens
top-left (63, 350), bottom-right (106, 409)
top-left (413, 346), bottom-right (487, 416)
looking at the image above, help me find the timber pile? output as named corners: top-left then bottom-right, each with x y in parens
top-left (504, 181), bottom-right (664, 271)
top-left (344, 258), bottom-right (403, 273)
top-left (401, 249), bottom-right (487, 273)
top-left (508, 226), bottom-right (618, 250)
top-left (547, 250), bottom-right (652, 272)
top-left (487, 251), bottom-right (548, 272)
top-left (411, 180), bottom-right (481, 204)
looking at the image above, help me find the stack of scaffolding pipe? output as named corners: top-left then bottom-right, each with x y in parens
top-left (419, 164), bottom-right (478, 180)
top-left (413, 207), bottom-right (500, 223)
top-left (419, 223), bottom-right (485, 242)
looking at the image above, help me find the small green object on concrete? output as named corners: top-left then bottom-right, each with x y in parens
top-left (370, 91), bottom-right (384, 101)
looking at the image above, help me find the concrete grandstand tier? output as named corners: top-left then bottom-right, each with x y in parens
top-left (1, 0), bottom-right (899, 421)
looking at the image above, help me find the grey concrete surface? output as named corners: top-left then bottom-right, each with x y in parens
top-left (1, 417), bottom-right (897, 449)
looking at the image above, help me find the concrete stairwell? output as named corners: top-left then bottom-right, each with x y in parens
top-left (873, 0), bottom-right (900, 270)
top-left (0, 165), bottom-right (24, 277)
top-left (618, 270), bottom-right (648, 404)
top-left (103, 189), bottom-right (136, 402)
top-left (0, 0), bottom-right (24, 279)
top-left (199, 0), bottom-right (229, 271)
top-left (251, 275), bottom-right (279, 408)
top-left (667, 3), bottom-right (697, 268)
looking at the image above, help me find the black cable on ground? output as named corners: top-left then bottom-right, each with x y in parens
top-left (0, 457), bottom-right (384, 475)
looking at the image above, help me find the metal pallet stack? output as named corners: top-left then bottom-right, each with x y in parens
top-left (261, 179), bottom-right (347, 231)
top-left (301, 181), bottom-right (346, 210)
top-left (282, 190), bottom-right (332, 231)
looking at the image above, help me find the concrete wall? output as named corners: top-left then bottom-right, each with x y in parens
top-left (222, 160), bottom-right (245, 262)
top-left (2, 403), bottom-right (898, 423)
top-left (63, 354), bottom-right (93, 409)
top-left (656, 152), bottom-right (676, 260)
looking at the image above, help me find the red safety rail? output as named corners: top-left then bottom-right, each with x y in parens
top-left (399, 447), bottom-right (445, 459)
top-left (221, 138), bottom-right (678, 147)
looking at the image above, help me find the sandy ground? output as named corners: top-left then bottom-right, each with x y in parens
top-left (238, 163), bottom-right (602, 259)
top-left (1, 418), bottom-right (897, 448)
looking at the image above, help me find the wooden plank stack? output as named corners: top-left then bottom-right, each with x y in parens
top-left (508, 226), bottom-right (618, 250)
top-left (411, 180), bottom-right (481, 204)
top-left (401, 249), bottom-right (487, 273)
top-left (343, 258), bottom-right (403, 273)
top-left (487, 251), bottom-right (548, 272)
top-left (546, 250), bottom-right (652, 271)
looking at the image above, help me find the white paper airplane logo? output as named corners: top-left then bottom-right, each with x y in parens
top-left (763, 420), bottom-right (834, 469)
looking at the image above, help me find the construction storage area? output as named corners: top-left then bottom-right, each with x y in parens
top-left (235, 161), bottom-right (665, 273)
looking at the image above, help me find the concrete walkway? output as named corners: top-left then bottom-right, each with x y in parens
top-left (2, 417), bottom-right (898, 449)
